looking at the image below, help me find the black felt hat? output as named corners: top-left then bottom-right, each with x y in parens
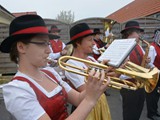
top-left (153, 28), bottom-right (160, 38)
top-left (154, 29), bottom-right (160, 35)
top-left (49, 24), bottom-right (61, 33)
top-left (67, 23), bottom-right (96, 45)
top-left (93, 28), bottom-right (103, 34)
top-left (0, 14), bottom-right (59, 53)
top-left (121, 21), bottom-right (144, 34)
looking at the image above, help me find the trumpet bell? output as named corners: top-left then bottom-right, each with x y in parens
top-left (102, 19), bottom-right (116, 44)
top-left (145, 67), bottom-right (159, 93)
top-left (116, 61), bottom-right (159, 93)
top-left (58, 56), bottom-right (159, 92)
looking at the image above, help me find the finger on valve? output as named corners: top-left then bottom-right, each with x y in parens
top-left (94, 68), bottom-right (101, 79)
top-left (99, 69), bottom-right (105, 84)
top-left (88, 68), bottom-right (104, 86)
top-left (102, 69), bottom-right (110, 89)
top-left (87, 68), bottom-right (96, 82)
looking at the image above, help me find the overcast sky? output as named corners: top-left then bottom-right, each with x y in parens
top-left (0, 0), bottom-right (133, 21)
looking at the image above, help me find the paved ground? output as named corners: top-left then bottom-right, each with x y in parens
top-left (107, 88), bottom-right (160, 120)
top-left (0, 87), bottom-right (160, 120)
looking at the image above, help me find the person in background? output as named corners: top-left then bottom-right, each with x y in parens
top-left (92, 28), bottom-right (106, 60)
top-left (65, 23), bottom-right (112, 120)
top-left (120, 21), bottom-right (148, 120)
top-left (146, 28), bottom-right (160, 120)
top-left (48, 24), bottom-right (67, 61)
top-left (93, 28), bottom-right (114, 96)
top-left (0, 14), bottom-right (110, 120)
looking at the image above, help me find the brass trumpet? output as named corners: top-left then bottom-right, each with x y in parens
top-left (139, 37), bottom-right (150, 67)
top-left (102, 19), bottom-right (116, 44)
top-left (58, 56), bottom-right (159, 93)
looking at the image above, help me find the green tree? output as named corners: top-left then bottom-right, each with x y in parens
top-left (56, 10), bottom-right (74, 24)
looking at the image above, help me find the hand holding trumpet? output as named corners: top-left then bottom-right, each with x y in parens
top-left (101, 59), bottom-right (120, 77)
top-left (85, 67), bottom-right (110, 102)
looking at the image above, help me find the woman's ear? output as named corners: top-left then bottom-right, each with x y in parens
top-left (76, 41), bottom-right (81, 47)
top-left (17, 42), bottom-right (26, 54)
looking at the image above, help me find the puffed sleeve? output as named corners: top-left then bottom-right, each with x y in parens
top-left (65, 60), bottom-right (85, 88)
top-left (2, 80), bottom-right (45, 120)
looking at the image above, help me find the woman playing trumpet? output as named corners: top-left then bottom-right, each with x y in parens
top-left (65, 23), bottom-right (112, 120)
top-left (0, 15), bottom-right (110, 120)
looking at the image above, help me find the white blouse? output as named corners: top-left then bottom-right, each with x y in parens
top-left (65, 56), bottom-right (97, 88)
top-left (49, 40), bottom-right (66, 60)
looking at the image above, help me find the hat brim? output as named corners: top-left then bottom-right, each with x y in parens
top-left (121, 27), bottom-right (144, 34)
top-left (0, 33), bottom-right (59, 53)
top-left (66, 32), bottom-right (96, 45)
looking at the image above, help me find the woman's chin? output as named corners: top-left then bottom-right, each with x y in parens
top-left (39, 62), bottom-right (48, 68)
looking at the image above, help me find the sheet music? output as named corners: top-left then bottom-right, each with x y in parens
top-left (98, 38), bottom-right (136, 67)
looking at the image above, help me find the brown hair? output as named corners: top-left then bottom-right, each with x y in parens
top-left (121, 29), bottom-right (140, 39)
top-left (10, 35), bottom-right (35, 64)
top-left (72, 35), bottom-right (92, 48)
top-left (72, 38), bottom-right (83, 48)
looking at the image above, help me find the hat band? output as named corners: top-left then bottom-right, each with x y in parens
top-left (71, 30), bottom-right (93, 41)
top-left (12, 26), bottom-right (49, 35)
top-left (124, 26), bottom-right (140, 30)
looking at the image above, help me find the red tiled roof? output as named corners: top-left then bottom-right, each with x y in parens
top-left (12, 12), bottom-right (37, 17)
top-left (106, 0), bottom-right (160, 23)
